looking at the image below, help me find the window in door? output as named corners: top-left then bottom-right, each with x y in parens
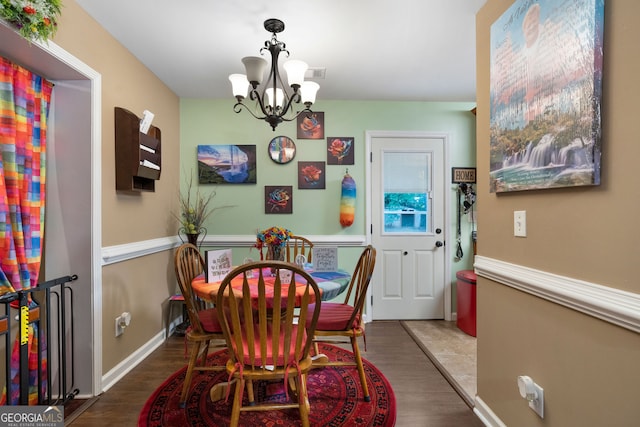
top-left (382, 151), bottom-right (431, 234)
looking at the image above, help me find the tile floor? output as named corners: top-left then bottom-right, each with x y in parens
top-left (402, 320), bottom-right (477, 407)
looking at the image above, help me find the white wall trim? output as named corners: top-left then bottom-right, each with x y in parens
top-left (474, 396), bottom-right (507, 427)
top-left (29, 35), bottom-right (106, 398)
top-left (101, 330), bottom-right (166, 392)
top-left (474, 256), bottom-right (640, 334)
top-left (101, 234), bottom-right (368, 265)
top-left (201, 234), bottom-right (367, 247)
top-left (102, 236), bottom-right (181, 265)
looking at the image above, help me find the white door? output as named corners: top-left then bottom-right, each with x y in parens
top-left (367, 132), bottom-right (446, 320)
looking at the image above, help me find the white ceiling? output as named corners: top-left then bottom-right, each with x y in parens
top-left (75, 0), bottom-right (486, 102)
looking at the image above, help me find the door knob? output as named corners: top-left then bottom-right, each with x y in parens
top-left (403, 251), bottom-right (408, 255)
top-left (435, 241), bottom-right (444, 247)
top-left (436, 228), bottom-right (442, 234)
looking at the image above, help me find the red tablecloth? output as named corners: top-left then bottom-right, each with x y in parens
top-left (191, 268), bottom-right (350, 307)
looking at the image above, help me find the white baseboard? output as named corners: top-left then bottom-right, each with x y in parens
top-left (474, 396), bottom-right (507, 427)
top-left (101, 329), bottom-right (166, 392)
top-left (72, 393), bottom-right (95, 400)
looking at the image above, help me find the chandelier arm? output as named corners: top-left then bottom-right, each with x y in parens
top-left (277, 105), bottom-right (313, 124)
top-left (232, 101), bottom-right (268, 121)
top-left (249, 87), bottom-right (271, 119)
top-left (257, 41), bottom-right (296, 118)
top-left (279, 90), bottom-right (302, 118)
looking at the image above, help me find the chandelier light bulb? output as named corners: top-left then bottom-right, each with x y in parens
top-left (283, 59), bottom-right (308, 89)
top-left (242, 56), bottom-right (268, 86)
top-left (266, 87), bottom-right (284, 109)
top-left (228, 74), bottom-right (249, 100)
top-left (300, 81), bottom-right (320, 105)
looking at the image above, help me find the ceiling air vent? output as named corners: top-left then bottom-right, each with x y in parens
top-left (305, 67), bottom-right (326, 79)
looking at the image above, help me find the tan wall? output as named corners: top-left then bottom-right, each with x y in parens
top-left (476, 1), bottom-right (640, 425)
top-left (54, 1), bottom-right (181, 372)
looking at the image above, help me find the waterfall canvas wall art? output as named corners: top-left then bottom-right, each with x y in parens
top-left (197, 145), bottom-right (257, 184)
top-left (489, 0), bottom-right (604, 192)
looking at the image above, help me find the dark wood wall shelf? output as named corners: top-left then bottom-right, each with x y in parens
top-left (115, 107), bottom-right (161, 192)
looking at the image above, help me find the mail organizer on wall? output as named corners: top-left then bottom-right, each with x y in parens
top-left (115, 107), bottom-right (161, 192)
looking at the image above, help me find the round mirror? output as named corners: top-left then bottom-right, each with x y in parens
top-left (268, 136), bottom-right (296, 164)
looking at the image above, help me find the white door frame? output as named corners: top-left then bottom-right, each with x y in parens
top-left (17, 32), bottom-right (104, 396)
top-left (365, 130), bottom-right (452, 322)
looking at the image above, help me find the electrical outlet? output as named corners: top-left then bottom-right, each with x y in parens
top-left (518, 375), bottom-right (544, 418)
top-left (115, 315), bottom-right (124, 337)
top-left (514, 210), bottom-right (527, 237)
top-left (115, 312), bottom-right (131, 337)
top-left (529, 382), bottom-right (544, 418)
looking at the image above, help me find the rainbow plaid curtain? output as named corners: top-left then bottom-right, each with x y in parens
top-left (0, 56), bottom-right (52, 404)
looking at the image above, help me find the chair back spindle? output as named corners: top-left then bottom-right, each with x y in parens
top-left (286, 235), bottom-right (314, 264)
top-left (175, 243), bottom-right (208, 332)
top-left (342, 245), bottom-right (376, 330)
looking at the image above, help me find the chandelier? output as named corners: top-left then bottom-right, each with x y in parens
top-left (228, 18), bottom-right (320, 131)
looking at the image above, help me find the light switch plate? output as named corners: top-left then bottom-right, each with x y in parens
top-left (514, 210), bottom-right (527, 237)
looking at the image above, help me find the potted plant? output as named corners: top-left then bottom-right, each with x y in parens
top-left (0, 0), bottom-right (63, 43)
top-left (176, 175), bottom-right (232, 247)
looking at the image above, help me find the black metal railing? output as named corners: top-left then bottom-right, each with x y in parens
top-left (0, 274), bottom-right (78, 405)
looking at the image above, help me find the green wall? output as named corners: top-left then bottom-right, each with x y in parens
top-left (180, 98), bottom-right (477, 306)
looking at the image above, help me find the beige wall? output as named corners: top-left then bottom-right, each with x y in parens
top-left (54, 1), bottom-right (181, 373)
top-left (476, 1), bottom-right (640, 425)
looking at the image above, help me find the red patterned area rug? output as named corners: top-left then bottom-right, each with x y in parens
top-left (138, 343), bottom-right (396, 426)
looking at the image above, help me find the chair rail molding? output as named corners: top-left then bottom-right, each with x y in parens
top-left (202, 234), bottom-right (367, 247)
top-left (102, 236), bottom-right (180, 265)
top-left (474, 256), bottom-right (640, 334)
top-left (101, 234), bottom-right (368, 265)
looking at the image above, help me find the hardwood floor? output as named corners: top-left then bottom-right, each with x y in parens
top-left (68, 321), bottom-right (483, 426)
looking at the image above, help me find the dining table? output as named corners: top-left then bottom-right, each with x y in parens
top-left (191, 265), bottom-right (352, 305)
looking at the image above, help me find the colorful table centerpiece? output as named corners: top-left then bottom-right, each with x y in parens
top-left (255, 226), bottom-right (292, 261)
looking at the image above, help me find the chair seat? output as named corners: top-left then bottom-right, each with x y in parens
top-left (198, 308), bottom-right (223, 333)
top-left (308, 302), bottom-right (359, 331)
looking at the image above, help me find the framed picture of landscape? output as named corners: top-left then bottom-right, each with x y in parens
top-left (197, 145), bottom-right (257, 184)
top-left (489, 0), bottom-right (604, 192)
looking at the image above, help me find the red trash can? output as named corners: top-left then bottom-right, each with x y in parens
top-left (456, 270), bottom-right (477, 337)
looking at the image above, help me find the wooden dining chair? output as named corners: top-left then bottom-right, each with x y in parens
top-left (216, 261), bottom-right (322, 427)
top-left (174, 243), bottom-right (226, 408)
top-left (306, 245), bottom-right (377, 402)
top-left (286, 234), bottom-right (314, 264)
